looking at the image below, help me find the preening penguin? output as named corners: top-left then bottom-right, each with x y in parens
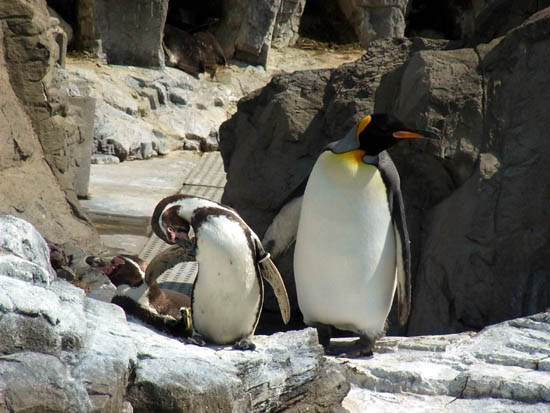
top-left (265, 113), bottom-right (437, 357)
top-left (152, 195), bottom-right (291, 350)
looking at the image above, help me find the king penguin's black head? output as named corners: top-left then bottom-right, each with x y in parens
top-left (327, 113), bottom-right (438, 157)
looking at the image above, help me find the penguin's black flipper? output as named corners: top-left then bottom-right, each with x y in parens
top-left (378, 152), bottom-right (412, 326)
top-left (262, 175), bottom-right (309, 260)
top-left (254, 239), bottom-right (291, 324)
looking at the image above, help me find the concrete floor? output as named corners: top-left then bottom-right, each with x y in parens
top-left (81, 151), bottom-right (224, 255)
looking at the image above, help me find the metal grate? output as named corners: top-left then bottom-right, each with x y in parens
top-left (139, 152), bottom-right (226, 294)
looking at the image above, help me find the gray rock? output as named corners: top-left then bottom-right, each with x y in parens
top-left (0, 352), bottom-right (91, 412)
top-left (64, 62), bottom-right (236, 158)
top-left (272, 0), bottom-right (306, 49)
top-left (91, 154), bottom-right (120, 164)
top-left (405, 8), bottom-right (550, 335)
top-left (77, 0), bottom-right (168, 67)
top-left (338, 0), bottom-right (411, 47)
top-left (342, 312), bottom-right (550, 410)
top-left (0, 214), bottom-right (55, 284)
top-left (0, 0), bottom-right (100, 250)
top-left (474, 0), bottom-right (550, 42)
top-left (215, 0), bottom-right (282, 66)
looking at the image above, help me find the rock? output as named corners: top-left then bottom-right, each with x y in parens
top-left (63, 60), bottom-right (237, 158)
top-left (76, 0), bottom-right (168, 67)
top-left (341, 312), bottom-right (550, 411)
top-left (403, 8), bottom-right (550, 335)
top-left (474, 0), bottom-right (550, 42)
top-left (0, 215), bottom-right (348, 412)
top-left (0, 0), bottom-right (100, 250)
top-left (0, 352), bottom-right (91, 412)
top-left (215, 0), bottom-right (281, 66)
top-left (0, 215), bottom-right (56, 284)
top-left (91, 154), bottom-right (120, 164)
top-left (47, 5), bottom-right (74, 46)
top-left (272, 0), bottom-right (307, 49)
top-left (338, 0), bottom-right (411, 47)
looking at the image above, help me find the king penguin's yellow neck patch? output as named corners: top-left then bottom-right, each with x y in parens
top-left (334, 149), bottom-right (366, 165)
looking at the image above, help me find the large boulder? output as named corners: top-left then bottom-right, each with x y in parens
top-left (215, 0), bottom-right (282, 66)
top-left (272, 0), bottom-right (307, 49)
top-left (74, 0), bottom-right (168, 67)
top-left (219, 8), bottom-right (550, 334)
top-left (405, 8), bottom-right (550, 334)
top-left (338, 0), bottom-right (411, 47)
top-left (0, 0), bottom-right (99, 249)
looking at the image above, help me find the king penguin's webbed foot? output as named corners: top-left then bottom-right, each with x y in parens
top-left (315, 324), bottom-right (332, 349)
top-left (336, 335), bottom-right (375, 358)
top-left (182, 333), bottom-right (207, 347)
top-left (232, 338), bottom-right (256, 351)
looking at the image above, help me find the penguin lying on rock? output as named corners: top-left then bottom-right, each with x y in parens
top-left (152, 195), bottom-right (291, 350)
top-left (264, 113), bottom-right (438, 357)
top-left (85, 248), bottom-right (193, 336)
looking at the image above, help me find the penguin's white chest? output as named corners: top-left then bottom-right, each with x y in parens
top-left (294, 151), bottom-right (397, 336)
top-left (192, 216), bottom-right (261, 345)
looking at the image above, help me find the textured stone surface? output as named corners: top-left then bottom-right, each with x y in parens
top-left (406, 8), bottom-right (550, 335)
top-left (272, 0), bottom-right (306, 49)
top-left (63, 59), bottom-right (248, 160)
top-left (76, 0), bottom-right (168, 67)
top-left (215, 0), bottom-right (281, 66)
top-left (338, 0), bottom-right (411, 47)
top-left (0, 0), bottom-right (99, 249)
top-left (342, 312), bottom-right (550, 411)
top-left (0, 216), bottom-right (347, 412)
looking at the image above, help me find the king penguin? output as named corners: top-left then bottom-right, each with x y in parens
top-left (264, 113), bottom-right (437, 357)
top-left (151, 195), bottom-right (291, 350)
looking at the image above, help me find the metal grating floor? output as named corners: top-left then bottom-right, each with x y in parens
top-left (139, 152), bottom-right (226, 295)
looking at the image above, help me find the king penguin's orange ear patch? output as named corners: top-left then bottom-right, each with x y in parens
top-left (356, 115), bottom-right (372, 138)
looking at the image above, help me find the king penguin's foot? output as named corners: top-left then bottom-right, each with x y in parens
top-left (314, 324), bottom-right (332, 349)
top-left (333, 335), bottom-right (375, 358)
top-left (182, 333), bottom-right (207, 347)
top-left (232, 338), bottom-right (256, 351)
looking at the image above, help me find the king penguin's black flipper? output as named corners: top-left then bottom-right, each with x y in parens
top-left (377, 151), bottom-right (412, 326)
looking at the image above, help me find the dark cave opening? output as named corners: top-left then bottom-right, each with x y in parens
top-left (405, 0), bottom-right (469, 40)
top-left (298, 0), bottom-right (358, 45)
top-left (166, 0), bottom-right (223, 33)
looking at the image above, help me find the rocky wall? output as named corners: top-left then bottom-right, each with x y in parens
top-left (0, 0), bottom-right (99, 249)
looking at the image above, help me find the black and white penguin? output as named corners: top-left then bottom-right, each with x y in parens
top-left (151, 195), bottom-right (291, 350)
top-left (85, 250), bottom-right (193, 336)
top-left (264, 113), bottom-right (437, 357)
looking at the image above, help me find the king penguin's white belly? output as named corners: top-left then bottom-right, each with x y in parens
top-left (294, 151), bottom-right (397, 336)
top-left (192, 216), bottom-right (261, 345)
